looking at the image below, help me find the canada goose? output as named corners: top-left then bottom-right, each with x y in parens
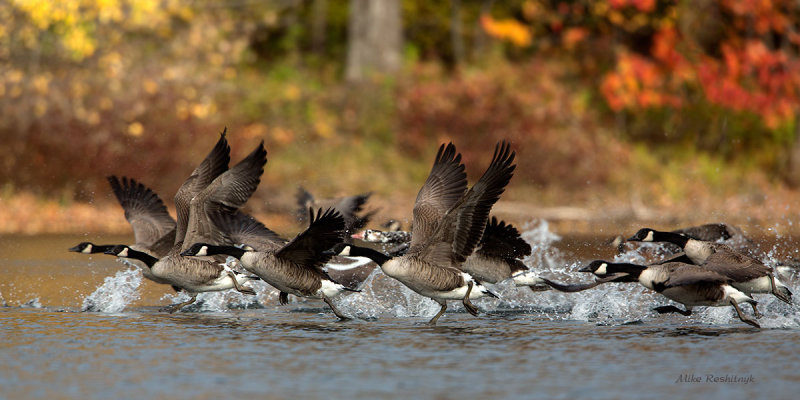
top-left (181, 208), bottom-right (354, 320)
top-left (69, 176), bottom-right (179, 288)
top-left (213, 209), bottom-right (378, 291)
top-left (110, 133), bottom-right (267, 312)
top-left (351, 216), bottom-right (551, 291)
top-left (537, 255), bottom-right (691, 293)
top-left (673, 223), bottom-right (757, 254)
top-left (613, 223), bottom-right (758, 257)
top-left (578, 260), bottom-right (761, 328)
top-left (68, 176), bottom-right (177, 257)
top-left (105, 244), bottom-right (260, 305)
top-left (365, 142), bottom-right (515, 324)
top-left (619, 223), bottom-right (757, 254)
top-left (296, 186), bottom-right (376, 239)
top-left (628, 228), bottom-right (792, 307)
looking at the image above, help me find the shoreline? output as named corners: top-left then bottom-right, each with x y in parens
top-left (2, 191), bottom-right (798, 238)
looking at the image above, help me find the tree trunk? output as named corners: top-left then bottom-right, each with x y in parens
top-left (310, 0), bottom-right (329, 53)
top-left (345, 0), bottom-right (402, 82)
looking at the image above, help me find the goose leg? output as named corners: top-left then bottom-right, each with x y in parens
top-left (770, 274), bottom-right (792, 304)
top-left (653, 305), bottom-right (692, 316)
top-left (730, 300), bottom-right (761, 328)
top-left (162, 294), bottom-right (197, 313)
top-left (323, 295), bottom-right (350, 321)
top-left (462, 281), bottom-right (479, 317)
top-left (429, 300), bottom-right (447, 325)
top-left (750, 302), bottom-right (762, 319)
top-left (227, 271), bottom-right (256, 295)
top-left (279, 292), bottom-right (289, 305)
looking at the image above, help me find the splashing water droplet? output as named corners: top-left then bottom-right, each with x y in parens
top-left (82, 268), bottom-right (142, 312)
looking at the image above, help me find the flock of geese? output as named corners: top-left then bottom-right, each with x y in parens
top-left (69, 130), bottom-right (796, 327)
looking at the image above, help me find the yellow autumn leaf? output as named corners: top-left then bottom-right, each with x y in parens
top-left (32, 75), bottom-right (50, 94)
top-left (143, 79), bottom-right (158, 94)
top-left (127, 122), bottom-right (144, 137)
top-left (284, 85), bottom-right (301, 101)
top-left (314, 120), bottom-right (333, 139)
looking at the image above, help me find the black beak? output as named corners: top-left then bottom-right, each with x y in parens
top-left (103, 248), bottom-right (117, 255)
top-left (180, 250), bottom-right (192, 257)
top-left (321, 249), bottom-right (335, 256)
top-left (578, 265), bottom-right (593, 273)
top-left (626, 235), bottom-right (638, 241)
top-left (68, 245), bottom-right (82, 252)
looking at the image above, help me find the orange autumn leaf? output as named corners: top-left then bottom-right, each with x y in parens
top-left (562, 27), bottom-right (589, 49)
top-left (481, 15), bottom-right (532, 47)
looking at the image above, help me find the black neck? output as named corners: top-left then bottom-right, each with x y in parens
top-left (605, 262), bottom-right (648, 278)
top-left (90, 244), bottom-right (115, 254)
top-left (652, 231), bottom-right (689, 247)
top-left (347, 245), bottom-right (392, 266)
top-left (123, 248), bottom-right (159, 268)
top-left (200, 245), bottom-right (247, 259)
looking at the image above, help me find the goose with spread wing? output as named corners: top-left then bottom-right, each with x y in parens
top-left (107, 132), bottom-right (267, 312)
top-left (337, 142), bottom-right (515, 324)
top-left (628, 228), bottom-right (792, 308)
top-left (69, 176), bottom-right (178, 288)
top-left (181, 208), bottom-right (353, 320)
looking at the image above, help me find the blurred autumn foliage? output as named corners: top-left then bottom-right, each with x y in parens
top-left (482, 0), bottom-right (800, 152)
top-left (1, 0), bottom-right (799, 233)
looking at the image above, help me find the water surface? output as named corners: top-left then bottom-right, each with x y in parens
top-left (1, 225), bottom-right (799, 399)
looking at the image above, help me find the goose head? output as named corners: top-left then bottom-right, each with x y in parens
top-left (181, 243), bottom-right (211, 257)
top-left (69, 242), bottom-right (96, 254)
top-left (579, 260), bottom-right (646, 279)
top-left (104, 245), bottom-right (130, 257)
top-left (627, 228), bottom-right (656, 242)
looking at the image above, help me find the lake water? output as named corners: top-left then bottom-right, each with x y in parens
top-left (2, 222), bottom-right (800, 399)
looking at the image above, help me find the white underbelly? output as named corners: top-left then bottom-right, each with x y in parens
top-left (732, 276), bottom-right (772, 294)
top-left (420, 285), bottom-right (488, 301)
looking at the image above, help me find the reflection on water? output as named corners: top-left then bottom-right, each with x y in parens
top-left (1, 227), bottom-right (800, 398)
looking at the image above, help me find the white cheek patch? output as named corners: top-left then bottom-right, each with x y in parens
top-left (197, 246), bottom-right (209, 256)
top-left (595, 263), bottom-right (608, 275)
top-left (82, 245), bottom-right (93, 254)
top-left (644, 231), bottom-right (654, 242)
top-left (340, 246), bottom-right (351, 256)
top-left (118, 248), bottom-right (129, 257)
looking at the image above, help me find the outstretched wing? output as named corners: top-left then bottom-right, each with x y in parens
top-left (183, 141), bottom-right (267, 251)
top-left (409, 143), bottom-right (467, 251)
top-left (414, 142), bottom-right (516, 267)
top-left (211, 211), bottom-right (286, 251)
top-left (476, 216), bottom-right (531, 260)
top-left (107, 176), bottom-right (176, 257)
top-left (173, 130), bottom-right (230, 245)
top-left (450, 141), bottom-right (516, 262)
top-left (275, 208), bottom-right (345, 274)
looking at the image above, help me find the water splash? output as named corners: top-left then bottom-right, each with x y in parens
top-left (158, 279), bottom-right (268, 313)
top-left (70, 219), bottom-right (800, 328)
top-left (21, 298), bottom-right (43, 308)
top-left (82, 268), bottom-right (142, 312)
top-left (339, 219), bottom-right (800, 328)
